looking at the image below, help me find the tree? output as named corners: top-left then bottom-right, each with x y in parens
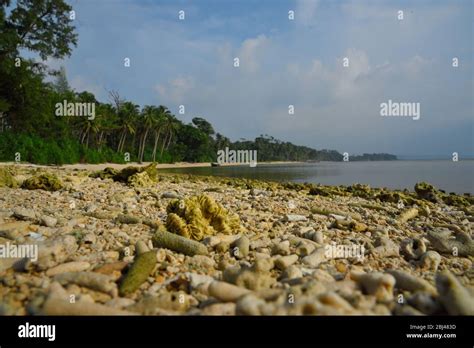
top-left (192, 117), bottom-right (214, 136)
top-left (53, 65), bottom-right (70, 93)
top-left (137, 105), bottom-right (156, 163)
top-left (0, 0), bottom-right (77, 60)
top-left (116, 101), bottom-right (138, 153)
top-left (151, 105), bottom-right (170, 162)
top-left (0, 0), bottom-right (77, 136)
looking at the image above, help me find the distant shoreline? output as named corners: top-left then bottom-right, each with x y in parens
top-left (1, 158), bottom-right (473, 171)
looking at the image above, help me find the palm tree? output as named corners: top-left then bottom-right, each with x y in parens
top-left (116, 101), bottom-right (139, 153)
top-left (160, 113), bottom-right (178, 157)
top-left (137, 105), bottom-right (159, 163)
top-left (151, 105), bottom-right (170, 162)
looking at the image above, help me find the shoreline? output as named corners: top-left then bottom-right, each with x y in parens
top-left (0, 161), bottom-right (305, 171)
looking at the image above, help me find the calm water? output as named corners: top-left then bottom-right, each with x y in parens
top-left (161, 160), bottom-right (474, 194)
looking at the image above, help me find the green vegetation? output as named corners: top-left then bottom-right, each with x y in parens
top-left (0, 0), bottom-right (396, 165)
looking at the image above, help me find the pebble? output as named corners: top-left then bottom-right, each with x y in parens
top-left (284, 214), bottom-right (308, 222)
top-left (46, 261), bottom-right (91, 277)
top-left (13, 208), bottom-right (36, 221)
top-left (40, 215), bottom-right (57, 228)
top-left (231, 236), bottom-right (250, 259)
top-left (275, 254), bottom-right (298, 270)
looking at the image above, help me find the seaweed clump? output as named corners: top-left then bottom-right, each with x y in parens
top-left (0, 167), bottom-right (18, 188)
top-left (21, 173), bottom-right (63, 191)
top-left (91, 163), bottom-right (158, 187)
top-left (166, 194), bottom-right (241, 241)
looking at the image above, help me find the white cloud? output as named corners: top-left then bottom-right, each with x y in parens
top-left (296, 0), bottom-right (320, 26)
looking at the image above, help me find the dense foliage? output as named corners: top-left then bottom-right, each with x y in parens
top-left (0, 0), bottom-right (397, 165)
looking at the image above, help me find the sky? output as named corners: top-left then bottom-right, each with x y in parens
top-left (48, 0), bottom-right (473, 159)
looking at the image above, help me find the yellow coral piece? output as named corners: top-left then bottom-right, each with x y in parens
top-left (165, 195), bottom-right (240, 241)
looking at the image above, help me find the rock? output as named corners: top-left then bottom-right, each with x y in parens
top-left (397, 207), bottom-right (419, 224)
top-left (295, 241), bottom-right (315, 257)
top-left (275, 254), bottom-right (298, 270)
top-left (46, 261), bottom-right (91, 277)
top-left (231, 236), bottom-right (250, 259)
top-left (223, 265), bottom-right (275, 291)
top-left (279, 265), bottom-right (303, 280)
top-left (82, 233), bottom-right (97, 244)
top-left (417, 251), bottom-right (441, 272)
top-left (0, 221), bottom-right (30, 240)
top-left (302, 247), bottom-right (326, 268)
top-left (400, 238), bottom-right (426, 260)
top-left (284, 214), bottom-right (307, 222)
top-left (208, 281), bottom-right (252, 302)
top-left (408, 293), bottom-right (440, 315)
top-left (350, 271), bottom-right (395, 302)
top-left (202, 302), bottom-right (236, 315)
top-left (105, 298), bottom-right (136, 309)
top-left (252, 258), bottom-right (274, 273)
top-left (371, 236), bottom-right (399, 258)
top-left (436, 271), bottom-right (474, 315)
top-left (13, 207), bottom-right (36, 221)
top-left (26, 235), bottom-right (78, 271)
top-left (386, 270), bottom-right (437, 295)
top-left (40, 215), bottom-right (57, 228)
top-left (93, 261), bottom-right (128, 275)
top-left (185, 272), bottom-right (214, 290)
top-left (426, 228), bottom-right (474, 257)
top-left (54, 271), bottom-right (118, 297)
top-left (235, 294), bottom-right (266, 315)
top-left (215, 241), bottom-right (230, 253)
top-left (40, 297), bottom-right (135, 315)
top-left (271, 240), bottom-right (290, 255)
top-left (162, 191), bottom-right (180, 199)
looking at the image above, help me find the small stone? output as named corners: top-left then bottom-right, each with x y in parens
top-left (417, 251), bottom-right (441, 272)
top-left (13, 208), bottom-right (36, 221)
top-left (275, 254), bottom-right (298, 270)
top-left (161, 191), bottom-right (180, 199)
top-left (271, 240), bottom-right (290, 256)
top-left (284, 214), bottom-right (307, 222)
top-left (209, 281), bottom-right (252, 302)
top-left (280, 265), bottom-right (302, 280)
top-left (302, 247), bottom-right (326, 268)
top-left (40, 215), bottom-right (57, 228)
top-left (231, 236), bottom-right (250, 259)
top-left (235, 294), bottom-right (265, 315)
top-left (46, 261), bottom-right (91, 277)
top-left (83, 233), bottom-right (97, 244)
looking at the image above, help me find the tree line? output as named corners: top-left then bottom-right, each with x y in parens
top-left (0, 0), bottom-right (396, 165)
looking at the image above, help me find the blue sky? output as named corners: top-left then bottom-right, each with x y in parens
top-left (47, 0), bottom-right (473, 158)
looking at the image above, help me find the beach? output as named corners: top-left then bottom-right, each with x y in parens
top-left (0, 164), bottom-right (472, 315)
